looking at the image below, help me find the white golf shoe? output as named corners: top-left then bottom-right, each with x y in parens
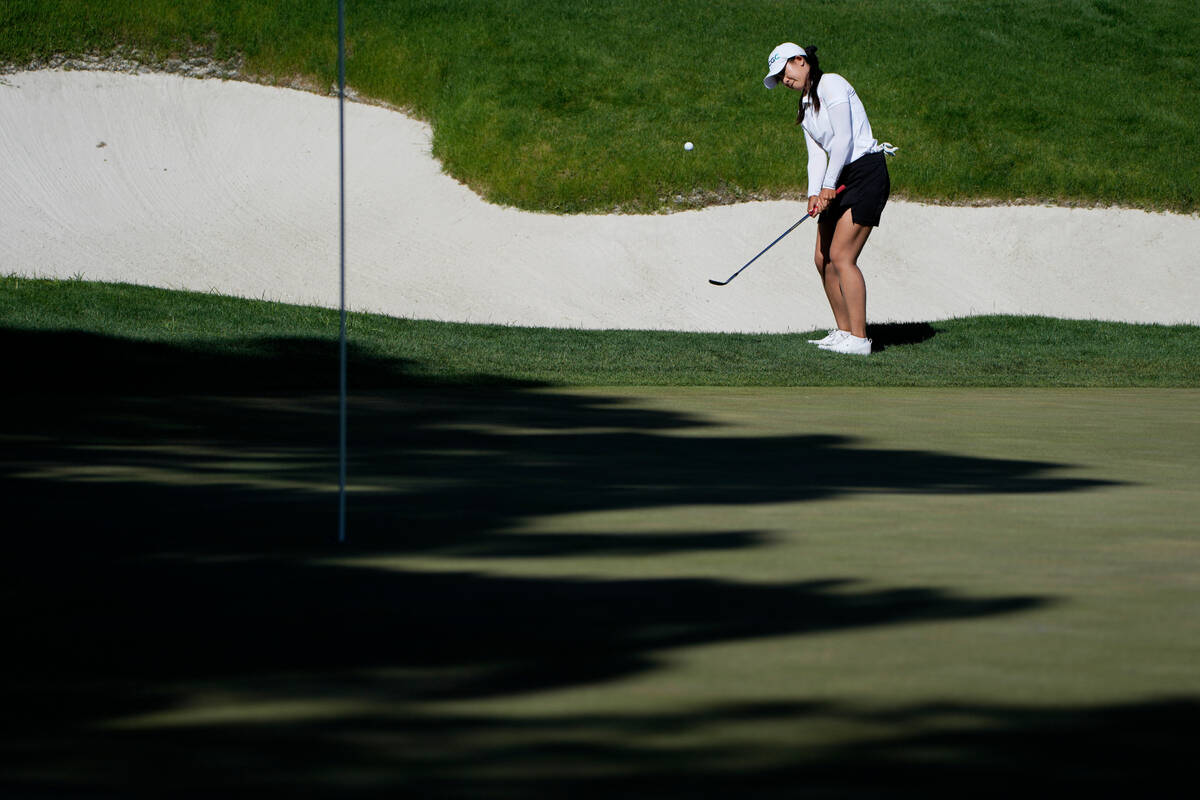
top-left (820, 334), bottom-right (872, 355)
top-left (807, 329), bottom-right (849, 346)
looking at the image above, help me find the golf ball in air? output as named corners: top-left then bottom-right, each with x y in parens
top-left (684, 141), bottom-right (694, 151)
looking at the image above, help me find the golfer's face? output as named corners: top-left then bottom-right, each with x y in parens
top-left (780, 57), bottom-right (809, 91)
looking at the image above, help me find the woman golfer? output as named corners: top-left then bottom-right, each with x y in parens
top-left (764, 42), bottom-right (894, 355)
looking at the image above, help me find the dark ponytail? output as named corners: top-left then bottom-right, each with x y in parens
top-left (795, 46), bottom-right (823, 125)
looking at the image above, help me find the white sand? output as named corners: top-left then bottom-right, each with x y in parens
top-left (2, 69), bottom-right (1197, 332)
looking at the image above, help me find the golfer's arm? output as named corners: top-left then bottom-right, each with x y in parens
top-left (804, 129), bottom-right (827, 198)
top-left (822, 101), bottom-right (853, 190)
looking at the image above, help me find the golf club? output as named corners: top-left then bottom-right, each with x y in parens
top-left (708, 184), bottom-right (845, 286)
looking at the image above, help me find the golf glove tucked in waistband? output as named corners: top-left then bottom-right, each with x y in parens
top-left (877, 142), bottom-right (898, 156)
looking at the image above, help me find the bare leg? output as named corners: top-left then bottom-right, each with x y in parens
top-left (814, 221), bottom-right (850, 332)
top-left (819, 210), bottom-right (873, 339)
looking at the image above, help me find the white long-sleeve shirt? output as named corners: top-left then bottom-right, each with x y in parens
top-left (801, 73), bottom-right (882, 196)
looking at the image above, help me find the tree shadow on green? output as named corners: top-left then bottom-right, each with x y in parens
top-left (1, 326), bottom-right (1162, 797)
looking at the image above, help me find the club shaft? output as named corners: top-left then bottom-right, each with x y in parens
top-left (711, 184), bottom-right (845, 285)
top-left (728, 215), bottom-right (809, 279)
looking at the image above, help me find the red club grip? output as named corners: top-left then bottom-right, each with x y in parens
top-left (808, 185), bottom-right (847, 217)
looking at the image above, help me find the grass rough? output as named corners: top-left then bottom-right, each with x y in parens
top-left (3, 278), bottom-right (1196, 387)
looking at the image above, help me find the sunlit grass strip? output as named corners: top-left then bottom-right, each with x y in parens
top-left (3, 278), bottom-right (1197, 387)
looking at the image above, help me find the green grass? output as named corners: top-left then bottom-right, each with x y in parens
top-left (3, 0), bottom-right (1198, 213)
top-left (4, 372), bottom-right (1199, 793)
top-left (4, 277), bottom-right (1198, 386)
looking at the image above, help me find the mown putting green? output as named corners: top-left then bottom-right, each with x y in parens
top-left (335, 387), bottom-right (1200, 706)
top-left (4, 376), bottom-right (1197, 794)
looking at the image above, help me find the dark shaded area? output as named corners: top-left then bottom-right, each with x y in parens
top-left (1, 327), bottom-right (1182, 797)
top-left (868, 321), bottom-right (938, 352)
top-left (6, 694), bottom-right (1196, 797)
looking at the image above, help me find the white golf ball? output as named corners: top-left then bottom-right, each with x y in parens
top-left (684, 141), bottom-right (694, 151)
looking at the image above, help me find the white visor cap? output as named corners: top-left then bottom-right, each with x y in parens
top-left (763, 42), bottom-right (806, 89)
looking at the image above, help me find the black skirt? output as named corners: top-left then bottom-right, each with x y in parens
top-left (819, 150), bottom-right (890, 227)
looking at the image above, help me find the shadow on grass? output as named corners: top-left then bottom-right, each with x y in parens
top-left (2, 327), bottom-right (1181, 797)
top-left (868, 321), bottom-right (938, 352)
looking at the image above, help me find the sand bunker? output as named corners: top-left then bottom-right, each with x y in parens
top-left (2, 70), bottom-right (1196, 332)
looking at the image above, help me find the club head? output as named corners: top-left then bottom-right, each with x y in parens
top-left (708, 278), bottom-right (730, 286)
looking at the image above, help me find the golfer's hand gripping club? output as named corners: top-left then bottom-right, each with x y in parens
top-left (708, 184), bottom-right (846, 286)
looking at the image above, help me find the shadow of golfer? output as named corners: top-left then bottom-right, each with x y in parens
top-left (867, 321), bottom-right (938, 352)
